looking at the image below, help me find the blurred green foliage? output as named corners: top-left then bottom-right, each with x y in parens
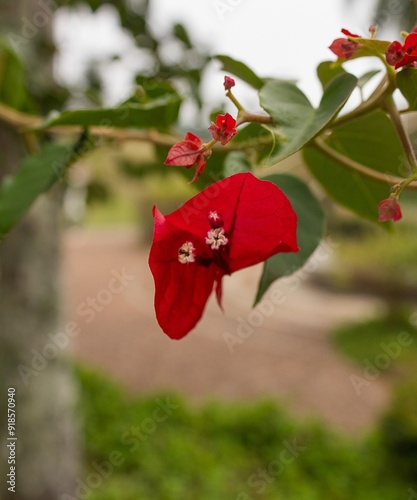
top-left (319, 219), bottom-right (417, 308)
top-left (379, 377), bottom-right (417, 482)
top-left (333, 316), bottom-right (417, 372)
top-left (76, 364), bottom-right (413, 500)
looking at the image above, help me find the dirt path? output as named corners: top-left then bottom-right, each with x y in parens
top-left (63, 227), bottom-right (390, 433)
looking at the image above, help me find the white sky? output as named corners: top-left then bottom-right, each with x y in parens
top-left (54, 0), bottom-right (384, 109)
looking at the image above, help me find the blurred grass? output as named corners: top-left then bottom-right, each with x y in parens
top-left (332, 316), bottom-right (417, 374)
top-left (76, 364), bottom-right (413, 500)
top-left (322, 226), bottom-right (417, 300)
top-left (84, 194), bottom-right (138, 226)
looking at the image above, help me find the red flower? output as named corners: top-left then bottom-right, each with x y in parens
top-left (165, 132), bottom-right (210, 183)
top-left (378, 198), bottom-right (402, 222)
top-left (149, 172), bottom-right (298, 339)
top-left (386, 32), bottom-right (417, 69)
top-left (329, 28), bottom-right (362, 59)
top-left (208, 113), bottom-right (237, 145)
top-left (224, 75), bottom-right (235, 91)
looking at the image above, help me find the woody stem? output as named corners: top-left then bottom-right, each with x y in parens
top-left (383, 94), bottom-right (417, 175)
top-left (236, 111), bottom-right (273, 127)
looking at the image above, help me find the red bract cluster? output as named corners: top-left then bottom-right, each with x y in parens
top-left (386, 31), bottom-right (417, 69)
top-left (329, 28), bottom-right (362, 59)
top-left (164, 132), bottom-right (210, 183)
top-left (149, 172), bottom-right (298, 339)
top-left (378, 198), bottom-right (402, 222)
top-left (208, 113), bottom-right (237, 145)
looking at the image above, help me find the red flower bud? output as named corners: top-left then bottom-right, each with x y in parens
top-left (208, 210), bottom-right (224, 228)
top-left (224, 75), bottom-right (235, 91)
top-left (378, 198), bottom-right (402, 222)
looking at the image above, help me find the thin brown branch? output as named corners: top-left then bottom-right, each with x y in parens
top-left (0, 101), bottom-right (180, 147)
top-left (313, 137), bottom-right (417, 189)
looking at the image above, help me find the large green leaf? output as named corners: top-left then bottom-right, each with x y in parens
top-left (35, 94), bottom-right (181, 130)
top-left (397, 67), bottom-right (417, 110)
top-left (259, 73), bottom-right (357, 166)
top-left (214, 55), bottom-right (264, 90)
top-left (254, 174), bottom-right (325, 304)
top-left (0, 143), bottom-right (82, 241)
top-left (317, 61), bottom-right (347, 89)
top-left (232, 123), bottom-right (275, 164)
top-left (303, 110), bottom-right (407, 223)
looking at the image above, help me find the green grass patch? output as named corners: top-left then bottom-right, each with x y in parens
top-left (84, 195), bottom-right (138, 227)
top-left (332, 316), bottom-right (417, 373)
top-left (75, 364), bottom-right (413, 500)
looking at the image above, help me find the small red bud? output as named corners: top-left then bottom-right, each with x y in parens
top-left (207, 210), bottom-right (224, 229)
top-left (378, 198), bottom-right (402, 222)
top-left (223, 76), bottom-right (235, 91)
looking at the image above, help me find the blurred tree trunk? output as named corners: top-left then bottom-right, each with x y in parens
top-left (0, 2), bottom-right (80, 499)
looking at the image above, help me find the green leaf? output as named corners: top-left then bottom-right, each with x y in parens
top-left (231, 122), bottom-right (264, 143)
top-left (35, 94), bottom-right (181, 130)
top-left (352, 38), bottom-right (391, 59)
top-left (0, 143), bottom-right (81, 241)
top-left (259, 73), bottom-right (357, 166)
top-left (214, 55), bottom-right (264, 90)
top-left (397, 67), bottom-right (417, 110)
top-left (232, 123), bottom-right (275, 164)
top-left (317, 61), bottom-right (347, 89)
top-left (357, 69), bottom-right (381, 90)
top-left (303, 110), bottom-right (407, 223)
top-left (0, 38), bottom-right (36, 113)
top-left (254, 174), bottom-right (326, 304)
top-left (173, 23), bottom-right (193, 49)
top-left (223, 151), bottom-right (252, 176)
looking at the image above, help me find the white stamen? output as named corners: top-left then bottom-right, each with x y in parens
top-left (208, 211), bottom-right (221, 222)
top-left (205, 228), bottom-right (228, 250)
top-left (178, 241), bottom-right (196, 264)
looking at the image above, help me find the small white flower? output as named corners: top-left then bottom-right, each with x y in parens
top-left (178, 241), bottom-right (196, 264)
top-left (205, 228), bottom-right (228, 250)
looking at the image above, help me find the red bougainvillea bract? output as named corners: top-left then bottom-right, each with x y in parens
top-left (329, 28), bottom-right (362, 59)
top-left (148, 172), bottom-right (298, 339)
top-left (164, 131), bottom-right (210, 183)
